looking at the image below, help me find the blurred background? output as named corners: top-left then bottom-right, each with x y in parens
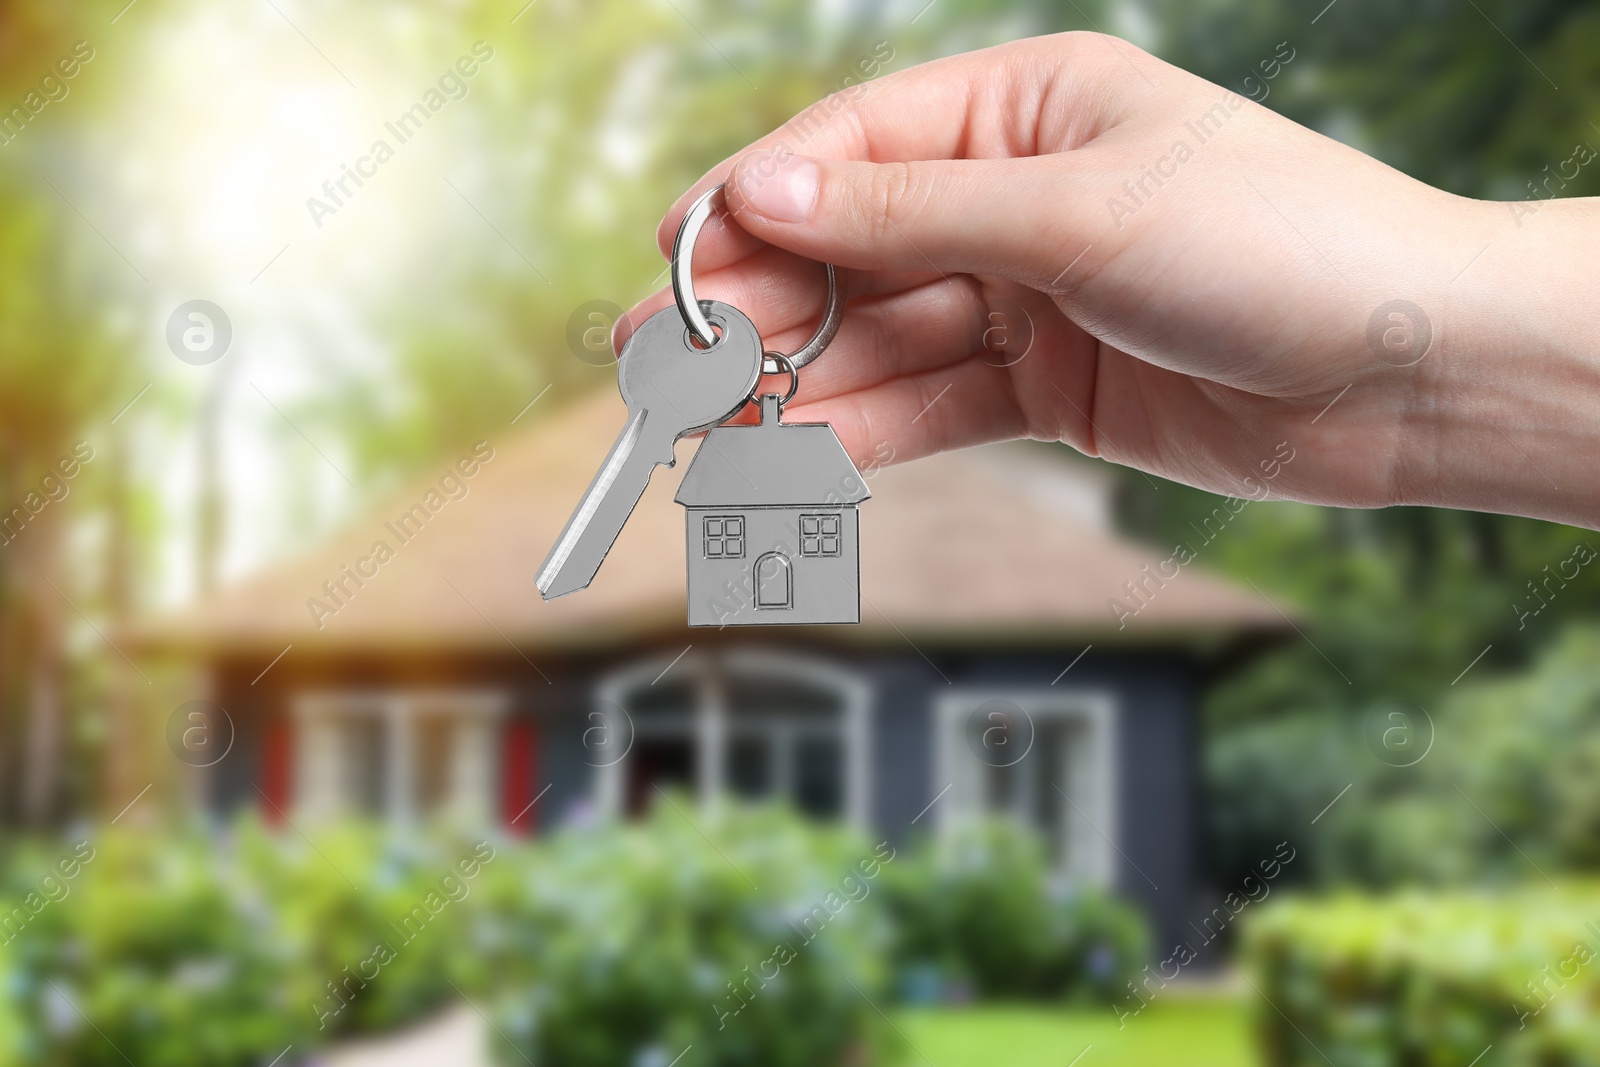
top-left (1, 0), bottom-right (1597, 1064)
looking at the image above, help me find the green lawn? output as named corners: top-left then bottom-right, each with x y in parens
top-left (894, 995), bottom-right (1256, 1067)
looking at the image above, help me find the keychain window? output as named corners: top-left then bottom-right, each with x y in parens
top-left (703, 516), bottom-right (745, 559)
top-left (799, 514), bottom-right (841, 557)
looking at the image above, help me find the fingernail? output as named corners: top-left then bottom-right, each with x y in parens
top-left (734, 152), bottom-right (819, 223)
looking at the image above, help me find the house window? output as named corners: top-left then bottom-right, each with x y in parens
top-left (754, 552), bottom-right (793, 609)
top-left (936, 689), bottom-right (1118, 887)
top-left (703, 515), bottom-right (745, 559)
top-left (799, 513), bottom-right (841, 557)
top-left (293, 690), bottom-right (506, 826)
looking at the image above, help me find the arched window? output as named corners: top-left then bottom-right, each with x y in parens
top-left (595, 651), bottom-right (869, 824)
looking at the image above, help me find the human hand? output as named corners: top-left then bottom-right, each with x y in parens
top-left (626, 32), bottom-right (1600, 528)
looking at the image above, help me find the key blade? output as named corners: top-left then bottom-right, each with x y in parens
top-left (537, 409), bottom-right (663, 600)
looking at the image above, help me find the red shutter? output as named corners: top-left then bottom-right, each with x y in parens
top-left (260, 714), bottom-right (293, 825)
top-left (501, 718), bottom-right (539, 835)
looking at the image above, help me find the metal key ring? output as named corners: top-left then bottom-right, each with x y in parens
top-left (755, 351), bottom-right (800, 407)
top-left (670, 183), bottom-right (842, 371)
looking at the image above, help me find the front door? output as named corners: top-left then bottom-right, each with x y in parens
top-left (596, 651), bottom-right (868, 823)
top-left (754, 551), bottom-right (793, 609)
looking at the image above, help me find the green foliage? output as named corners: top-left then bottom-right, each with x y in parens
top-left (479, 801), bottom-right (898, 1067)
top-left (236, 823), bottom-right (490, 1037)
top-left (1131, 0), bottom-right (1600, 201)
top-left (1245, 887), bottom-right (1600, 1067)
top-left (1207, 625), bottom-right (1600, 891)
top-left (1136, 485), bottom-right (1600, 887)
top-left (882, 821), bottom-right (1148, 1002)
top-left (0, 810), bottom-right (1155, 1066)
top-left (321, 0), bottom-right (964, 488)
top-left (895, 998), bottom-right (1254, 1067)
top-left (0, 822), bottom-right (496, 1066)
top-left (2, 830), bottom-right (311, 1067)
top-left (1407, 628), bottom-right (1600, 879)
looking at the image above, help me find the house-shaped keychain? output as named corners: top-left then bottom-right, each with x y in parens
top-left (676, 394), bottom-right (869, 627)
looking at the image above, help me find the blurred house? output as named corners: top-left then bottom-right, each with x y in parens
top-left (136, 388), bottom-right (1285, 947)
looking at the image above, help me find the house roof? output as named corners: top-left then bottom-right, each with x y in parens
top-left (676, 395), bottom-right (871, 508)
top-left (132, 387), bottom-right (1292, 655)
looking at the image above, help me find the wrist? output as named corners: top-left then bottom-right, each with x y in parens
top-left (1392, 194), bottom-right (1600, 528)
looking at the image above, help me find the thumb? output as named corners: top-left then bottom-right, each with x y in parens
top-left (723, 150), bottom-right (1093, 289)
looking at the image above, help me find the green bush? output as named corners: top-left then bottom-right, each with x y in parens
top-left (0, 810), bottom-right (1142, 1066)
top-left (883, 820), bottom-right (1148, 1002)
top-left (479, 801), bottom-right (898, 1067)
top-left (0, 823), bottom-right (498, 1067)
top-left (0, 830), bottom-right (311, 1067)
top-left (1245, 886), bottom-right (1600, 1067)
top-left (238, 824), bottom-right (493, 1037)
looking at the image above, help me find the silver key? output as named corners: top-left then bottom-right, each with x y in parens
top-left (537, 299), bottom-right (763, 600)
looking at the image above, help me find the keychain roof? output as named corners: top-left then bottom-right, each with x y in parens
top-left (676, 394), bottom-right (871, 509)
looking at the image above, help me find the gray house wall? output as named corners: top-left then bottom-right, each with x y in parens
top-left (208, 642), bottom-right (1201, 958)
top-left (684, 507), bottom-right (861, 626)
top-left (858, 650), bottom-right (1199, 957)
